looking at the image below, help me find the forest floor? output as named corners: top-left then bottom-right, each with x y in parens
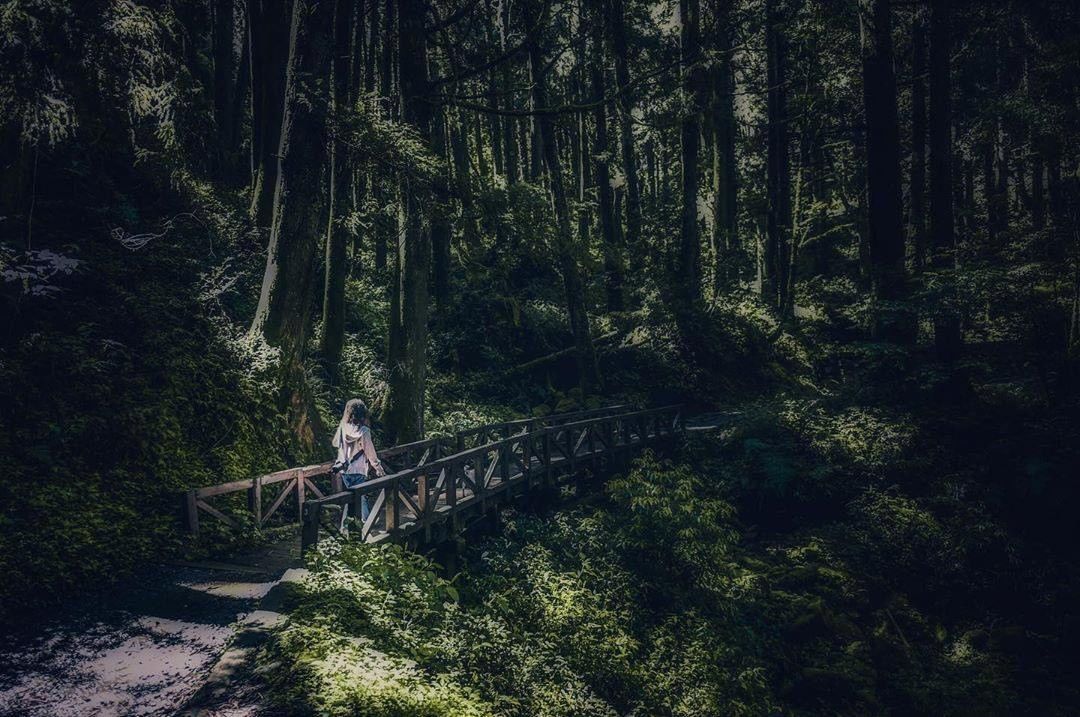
top-left (0, 539), bottom-right (301, 717)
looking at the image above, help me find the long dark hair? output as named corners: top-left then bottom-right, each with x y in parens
top-left (348, 400), bottom-right (369, 427)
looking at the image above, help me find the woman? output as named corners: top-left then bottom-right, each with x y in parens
top-left (331, 398), bottom-right (387, 520)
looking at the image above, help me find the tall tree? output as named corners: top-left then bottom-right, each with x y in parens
top-left (372, 0), bottom-right (396, 271)
top-left (249, 0), bottom-right (336, 441)
top-left (383, 0), bottom-right (433, 441)
top-left (590, 0), bottom-right (624, 311)
top-left (764, 0), bottom-right (793, 317)
top-left (677, 0), bottom-right (706, 303)
top-left (929, 0), bottom-right (961, 363)
top-left (212, 0), bottom-right (237, 180)
top-left (910, 6), bottom-right (928, 270)
top-left (451, 109), bottom-right (481, 246)
top-left (248, 0), bottom-right (293, 226)
top-left (709, 0), bottom-right (738, 292)
top-left (607, 0), bottom-right (643, 269)
top-left (529, 33), bottom-right (601, 392)
top-left (320, 0), bottom-right (357, 385)
top-left (859, 0), bottom-right (910, 341)
top-left (501, 0), bottom-right (520, 186)
top-left (431, 107), bottom-right (454, 311)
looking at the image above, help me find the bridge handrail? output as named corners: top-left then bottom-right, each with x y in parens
top-left (298, 404), bottom-right (684, 552)
top-left (451, 404), bottom-right (631, 442)
top-left (182, 402), bottom-right (634, 533)
top-left (313, 403), bottom-right (684, 501)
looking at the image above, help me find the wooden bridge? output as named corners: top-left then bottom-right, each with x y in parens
top-left (184, 404), bottom-right (684, 554)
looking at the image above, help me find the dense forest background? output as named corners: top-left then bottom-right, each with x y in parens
top-left (2, 0), bottom-right (1080, 713)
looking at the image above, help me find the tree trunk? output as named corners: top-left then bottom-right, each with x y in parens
top-left (497, 0), bottom-right (519, 186)
top-left (432, 108), bottom-right (453, 311)
top-left (212, 0), bottom-right (237, 181)
top-left (383, 0), bottom-right (432, 442)
top-left (248, 0), bottom-right (293, 226)
top-left (590, 0), bottom-right (624, 311)
top-left (528, 58), bottom-right (544, 182)
top-left (607, 0), bottom-right (642, 272)
top-left (677, 0), bottom-right (705, 304)
top-left (365, 0), bottom-right (378, 93)
top-left (488, 68), bottom-right (503, 178)
top-left (350, 0), bottom-right (365, 102)
top-left (1032, 147), bottom-right (1046, 230)
top-left (233, 10), bottom-right (251, 181)
top-left (764, 0), bottom-right (792, 317)
top-left (859, 0), bottom-right (910, 342)
top-left (530, 38), bottom-right (601, 393)
top-left (710, 0), bottom-right (738, 292)
top-left (320, 0), bottom-right (356, 386)
top-left (372, 0), bottom-right (396, 271)
top-left (929, 0), bottom-right (961, 363)
top-left (249, 0), bottom-right (335, 442)
top-left (910, 6), bottom-right (928, 270)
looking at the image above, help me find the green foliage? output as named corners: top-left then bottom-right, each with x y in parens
top-left (261, 399), bottom-right (1079, 715)
top-left (264, 456), bottom-right (781, 716)
top-left (264, 623), bottom-right (492, 717)
top-left (607, 451), bottom-right (739, 588)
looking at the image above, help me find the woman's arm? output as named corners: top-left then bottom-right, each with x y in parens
top-left (362, 427), bottom-right (386, 476)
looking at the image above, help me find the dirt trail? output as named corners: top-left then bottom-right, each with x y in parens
top-left (0, 540), bottom-right (299, 717)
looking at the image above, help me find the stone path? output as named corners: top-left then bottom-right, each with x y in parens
top-left (0, 539), bottom-right (301, 717)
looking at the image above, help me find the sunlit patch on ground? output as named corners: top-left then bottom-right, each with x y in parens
top-left (0, 546), bottom-right (298, 716)
top-left (0, 614), bottom-right (233, 716)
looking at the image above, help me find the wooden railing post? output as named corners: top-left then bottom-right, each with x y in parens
top-left (185, 490), bottom-right (199, 535)
top-left (385, 482), bottom-right (399, 533)
top-left (301, 500), bottom-right (321, 555)
top-left (447, 461), bottom-right (458, 508)
top-left (500, 441), bottom-right (510, 485)
top-left (249, 477), bottom-right (262, 529)
top-left (417, 473), bottom-right (428, 515)
top-left (295, 469), bottom-right (305, 519)
top-left (351, 486), bottom-right (365, 527)
top-left (475, 448), bottom-right (487, 497)
top-left (566, 427), bottom-right (575, 471)
top-left (523, 434), bottom-right (533, 482)
top-left (542, 430), bottom-right (552, 483)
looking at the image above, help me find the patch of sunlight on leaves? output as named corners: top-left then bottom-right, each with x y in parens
top-left (264, 623), bottom-right (493, 717)
top-left (780, 399), bottom-right (916, 471)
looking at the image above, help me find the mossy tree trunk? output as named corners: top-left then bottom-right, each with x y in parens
top-left (250, 0), bottom-right (336, 444)
top-left (320, 0), bottom-right (358, 386)
top-left (677, 0), bottom-right (705, 305)
top-left (709, 0), bottom-right (738, 293)
top-left (248, 0), bottom-right (293, 227)
top-left (590, 0), bottom-right (624, 312)
top-left (607, 0), bottom-right (642, 281)
top-left (859, 0), bottom-right (912, 343)
top-left (383, 0), bottom-right (432, 442)
top-left (764, 0), bottom-right (793, 318)
top-left (929, 0), bottom-right (962, 364)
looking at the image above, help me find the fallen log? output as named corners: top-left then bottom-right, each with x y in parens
top-left (507, 331), bottom-right (621, 375)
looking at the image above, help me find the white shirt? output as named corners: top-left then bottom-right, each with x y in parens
top-left (334, 424), bottom-right (386, 477)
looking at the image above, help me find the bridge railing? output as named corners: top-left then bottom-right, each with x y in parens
top-left (299, 404), bottom-right (684, 553)
top-left (182, 404), bottom-right (632, 535)
top-left (451, 404), bottom-right (630, 451)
